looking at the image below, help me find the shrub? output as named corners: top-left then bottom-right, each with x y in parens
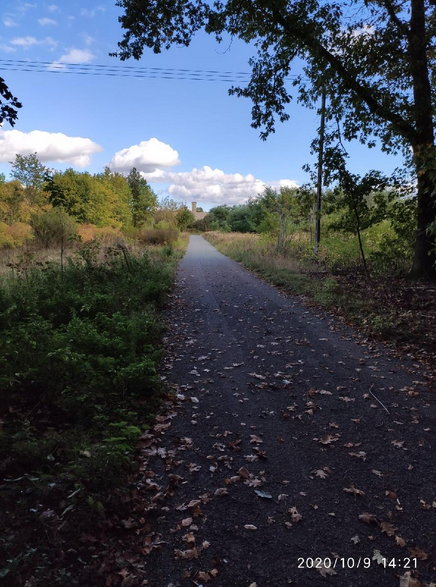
top-left (138, 227), bottom-right (179, 245)
top-left (30, 208), bottom-right (78, 248)
top-left (0, 221), bottom-right (33, 248)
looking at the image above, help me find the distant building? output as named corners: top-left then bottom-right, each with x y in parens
top-left (191, 201), bottom-right (207, 221)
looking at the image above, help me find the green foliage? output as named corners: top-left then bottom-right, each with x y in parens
top-left (0, 76), bottom-right (22, 126)
top-left (10, 153), bottom-right (48, 206)
top-left (176, 206), bottom-right (195, 231)
top-left (30, 207), bottom-right (78, 248)
top-left (44, 168), bottom-right (132, 228)
top-left (127, 167), bottom-right (158, 227)
top-left (0, 244), bottom-right (180, 581)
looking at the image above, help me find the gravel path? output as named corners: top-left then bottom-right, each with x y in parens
top-left (121, 235), bottom-right (435, 587)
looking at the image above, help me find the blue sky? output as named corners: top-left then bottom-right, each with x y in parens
top-left (0, 0), bottom-right (405, 210)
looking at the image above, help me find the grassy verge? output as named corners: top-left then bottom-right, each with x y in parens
top-left (204, 232), bottom-right (435, 365)
top-left (0, 237), bottom-right (186, 585)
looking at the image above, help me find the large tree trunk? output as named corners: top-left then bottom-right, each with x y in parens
top-left (410, 151), bottom-right (436, 280)
top-left (409, 0), bottom-right (435, 280)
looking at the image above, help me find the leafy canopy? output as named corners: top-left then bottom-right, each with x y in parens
top-left (114, 0), bottom-right (434, 149)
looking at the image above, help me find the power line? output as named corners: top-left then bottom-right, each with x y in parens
top-left (0, 58), bottom-right (301, 83)
top-left (0, 58), bottom-right (253, 82)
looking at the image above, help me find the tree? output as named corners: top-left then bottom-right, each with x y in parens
top-left (0, 77), bottom-right (22, 127)
top-left (10, 153), bottom-right (48, 206)
top-left (176, 206), bottom-right (195, 231)
top-left (127, 167), bottom-right (158, 227)
top-left (113, 0), bottom-right (436, 279)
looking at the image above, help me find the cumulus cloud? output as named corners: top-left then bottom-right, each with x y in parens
top-left (143, 166), bottom-right (299, 206)
top-left (57, 48), bottom-right (94, 63)
top-left (109, 138), bottom-right (180, 174)
top-left (0, 130), bottom-right (102, 167)
top-left (109, 139), bottom-right (298, 206)
top-left (49, 48), bottom-right (95, 70)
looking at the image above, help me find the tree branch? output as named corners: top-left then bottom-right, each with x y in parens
top-left (380, 0), bottom-right (410, 38)
top-left (271, 8), bottom-right (417, 143)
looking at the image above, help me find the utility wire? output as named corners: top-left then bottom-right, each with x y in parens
top-left (0, 58), bottom-right (301, 83)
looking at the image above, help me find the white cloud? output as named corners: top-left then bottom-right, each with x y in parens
top-left (49, 48), bottom-right (95, 69)
top-left (109, 138), bottom-right (180, 174)
top-left (109, 139), bottom-right (299, 206)
top-left (47, 4), bottom-right (59, 12)
top-left (38, 17), bottom-right (57, 26)
top-left (10, 35), bottom-right (57, 48)
top-left (144, 165), bottom-right (299, 206)
top-left (58, 48), bottom-right (94, 63)
top-left (0, 130), bottom-right (103, 167)
top-left (165, 167), bottom-right (266, 205)
top-left (10, 36), bottom-right (38, 47)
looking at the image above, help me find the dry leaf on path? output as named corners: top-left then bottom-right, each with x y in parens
top-left (399, 571), bottom-right (424, 587)
top-left (359, 512), bottom-right (378, 524)
top-left (317, 564), bottom-right (337, 577)
top-left (288, 506), bottom-right (303, 523)
top-left (344, 485), bottom-right (365, 496)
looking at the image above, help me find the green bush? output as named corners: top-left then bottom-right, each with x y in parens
top-left (0, 245), bottom-right (179, 583)
top-left (30, 207), bottom-right (78, 248)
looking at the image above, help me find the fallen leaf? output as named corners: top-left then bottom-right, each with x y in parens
top-left (313, 469), bottom-right (329, 479)
top-left (182, 532), bottom-right (196, 545)
top-left (392, 440), bottom-right (405, 449)
top-left (214, 488), bottom-right (228, 496)
top-left (380, 521), bottom-right (397, 536)
top-left (349, 451), bottom-right (367, 460)
top-left (344, 485), bottom-right (365, 496)
top-left (399, 571), bottom-right (424, 587)
top-left (181, 517), bottom-right (193, 527)
top-left (372, 469), bottom-right (383, 477)
top-left (238, 466), bottom-right (250, 479)
top-left (288, 506), bottom-right (303, 523)
top-left (174, 547), bottom-right (199, 560)
top-left (318, 434), bottom-right (340, 444)
top-left (250, 434), bottom-right (263, 444)
top-left (351, 535), bottom-right (360, 544)
top-left (317, 564), bottom-right (337, 577)
top-left (407, 547), bottom-right (428, 560)
top-left (359, 512), bottom-right (378, 524)
top-left (249, 373), bottom-right (266, 380)
top-left (395, 535), bottom-right (407, 547)
top-left (224, 476), bottom-right (240, 485)
top-left (372, 549), bottom-right (385, 565)
top-left (244, 524), bottom-right (257, 530)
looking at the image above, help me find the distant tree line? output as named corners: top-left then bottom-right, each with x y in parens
top-left (0, 153), bottom-right (195, 248)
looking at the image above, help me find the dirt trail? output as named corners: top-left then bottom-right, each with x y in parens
top-left (115, 235), bottom-right (435, 586)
